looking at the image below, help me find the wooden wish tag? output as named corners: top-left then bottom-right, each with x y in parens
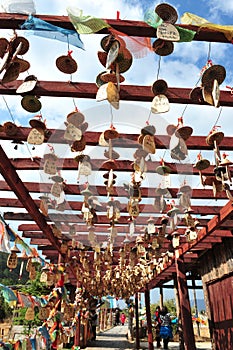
top-left (64, 122), bottom-right (82, 141)
top-left (96, 83), bottom-right (108, 102)
top-left (107, 82), bottom-right (119, 109)
top-left (25, 307), bottom-right (35, 321)
top-left (142, 134), bottom-right (156, 154)
top-left (39, 197), bottom-right (49, 216)
top-left (40, 271), bottom-right (48, 283)
top-left (99, 131), bottom-right (109, 146)
top-left (212, 79), bottom-right (220, 108)
top-left (26, 257), bottom-right (32, 272)
top-left (16, 75), bottom-right (37, 94)
top-left (38, 306), bottom-right (50, 320)
top-left (43, 154), bottom-right (58, 175)
top-left (157, 23), bottom-right (180, 41)
top-left (51, 182), bottom-right (63, 197)
top-left (27, 128), bottom-right (44, 145)
top-left (46, 272), bottom-right (55, 286)
top-left (78, 160), bottom-right (92, 177)
top-left (44, 159), bottom-right (57, 175)
top-left (151, 94), bottom-right (170, 114)
top-left (128, 201), bottom-right (139, 217)
top-left (29, 264), bottom-right (36, 280)
top-left (106, 40), bottom-right (120, 69)
top-left (7, 252), bottom-right (18, 269)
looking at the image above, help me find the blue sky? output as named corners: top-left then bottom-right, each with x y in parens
top-left (0, 1), bottom-right (232, 303)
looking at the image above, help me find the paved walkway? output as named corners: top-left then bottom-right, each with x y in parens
top-left (85, 325), bottom-right (212, 349)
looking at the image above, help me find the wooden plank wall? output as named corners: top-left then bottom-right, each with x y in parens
top-left (200, 238), bottom-right (233, 284)
top-left (199, 238), bottom-right (233, 350)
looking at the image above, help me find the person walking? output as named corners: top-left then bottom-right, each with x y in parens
top-left (115, 308), bottom-right (120, 325)
top-left (154, 306), bottom-right (162, 348)
top-left (128, 304), bottom-right (134, 341)
top-left (159, 306), bottom-right (173, 349)
top-left (90, 309), bottom-right (98, 341)
top-left (120, 312), bottom-right (126, 326)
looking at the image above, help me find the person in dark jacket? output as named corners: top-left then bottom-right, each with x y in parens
top-left (154, 306), bottom-right (162, 348)
top-left (159, 306), bottom-right (173, 349)
top-left (90, 310), bottom-right (98, 341)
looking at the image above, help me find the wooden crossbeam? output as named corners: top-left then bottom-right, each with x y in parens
top-left (0, 80), bottom-right (232, 106)
top-left (0, 13), bottom-right (230, 43)
top-left (146, 200), bottom-right (233, 290)
top-left (3, 211), bottom-right (209, 226)
top-left (0, 181), bottom-right (229, 199)
top-left (0, 145), bottom-right (61, 252)
top-left (1, 157), bottom-right (232, 177)
top-left (212, 230), bottom-right (233, 237)
top-left (0, 198), bottom-right (222, 215)
top-left (2, 128), bottom-right (233, 151)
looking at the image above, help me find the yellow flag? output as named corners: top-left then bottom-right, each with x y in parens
top-left (181, 12), bottom-right (233, 41)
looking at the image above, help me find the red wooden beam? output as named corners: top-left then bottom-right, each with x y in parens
top-left (175, 256), bottom-right (196, 350)
top-left (16, 225), bottom-right (200, 237)
top-left (212, 230), bottom-right (233, 237)
top-left (0, 181), bottom-right (229, 199)
top-left (0, 198), bottom-right (222, 215)
top-left (0, 80), bottom-right (232, 106)
top-left (190, 243), bottom-right (213, 250)
top-left (0, 145), bottom-right (61, 251)
top-left (1, 157), bottom-right (230, 177)
top-left (2, 128), bottom-right (233, 151)
top-left (3, 211), bottom-right (209, 226)
top-left (201, 236), bottom-right (222, 243)
top-left (0, 13), bottom-right (230, 43)
top-left (146, 199), bottom-right (233, 290)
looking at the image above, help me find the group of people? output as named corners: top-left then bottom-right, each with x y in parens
top-left (154, 306), bottom-right (173, 349)
top-left (114, 309), bottom-right (127, 326)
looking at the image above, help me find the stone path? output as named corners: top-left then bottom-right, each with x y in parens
top-left (85, 325), bottom-right (212, 349)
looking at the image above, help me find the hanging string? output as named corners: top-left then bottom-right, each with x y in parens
top-left (67, 34), bottom-right (70, 52)
top-left (156, 56), bottom-right (161, 81)
top-left (2, 96), bottom-right (16, 124)
top-left (212, 106), bottom-right (223, 128)
top-left (207, 42), bottom-right (211, 62)
top-left (161, 148), bottom-right (167, 160)
top-left (72, 98), bottom-right (78, 110)
top-left (109, 104), bottom-right (114, 126)
top-left (146, 110), bottom-right (152, 124)
top-left (180, 104), bottom-right (189, 118)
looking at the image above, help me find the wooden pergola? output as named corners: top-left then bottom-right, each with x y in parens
top-left (0, 11), bottom-right (232, 350)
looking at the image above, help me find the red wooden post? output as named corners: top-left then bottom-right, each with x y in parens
top-left (144, 287), bottom-right (154, 350)
top-left (74, 314), bottom-right (81, 347)
top-left (159, 287), bottom-right (164, 308)
top-left (135, 293), bottom-right (140, 349)
top-left (175, 256), bottom-right (196, 350)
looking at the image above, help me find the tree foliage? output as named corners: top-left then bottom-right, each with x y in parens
top-left (0, 291), bottom-right (13, 321)
top-left (13, 306), bottom-right (41, 332)
top-left (19, 268), bottom-right (50, 297)
top-left (151, 298), bottom-right (177, 318)
top-left (0, 252), bottom-right (29, 285)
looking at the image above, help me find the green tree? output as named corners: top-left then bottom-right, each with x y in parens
top-left (151, 298), bottom-right (177, 318)
top-left (13, 306), bottom-right (41, 333)
top-left (0, 252), bottom-right (29, 285)
top-left (0, 291), bottom-right (13, 321)
top-left (19, 268), bottom-right (50, 297)
top-left (164, 298), bottom-right (177, 315)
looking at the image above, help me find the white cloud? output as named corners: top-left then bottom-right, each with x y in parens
top-left (208, 0), bottom-right (233, 18)
top-left (35, 0), bottom-right (143, 20)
